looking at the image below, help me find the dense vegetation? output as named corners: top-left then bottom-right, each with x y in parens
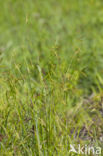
top-left (0, 0), bottom-right (103, 155)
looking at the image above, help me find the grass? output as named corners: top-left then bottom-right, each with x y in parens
top-left (0, 0), bottom-right (103, 155)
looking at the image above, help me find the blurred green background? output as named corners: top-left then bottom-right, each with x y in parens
top-left (1, 0), bottom-right (103, 91)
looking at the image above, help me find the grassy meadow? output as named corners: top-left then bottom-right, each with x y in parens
top-left (0, 0), bottom-right (103, 155)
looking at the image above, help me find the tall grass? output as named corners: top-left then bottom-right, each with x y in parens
top-left (0, 0), bottom-right (103, 155)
